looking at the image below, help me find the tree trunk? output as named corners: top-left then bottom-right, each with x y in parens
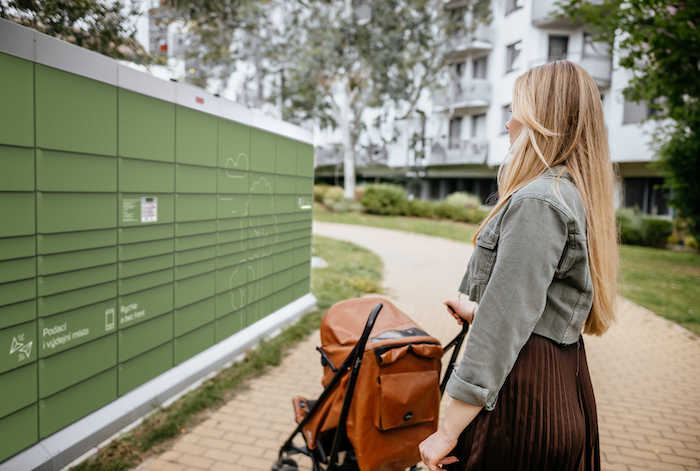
top-left (342, 122), bottom-right (356, 200)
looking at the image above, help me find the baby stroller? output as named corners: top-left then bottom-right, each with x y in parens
top-left (272, 296), bottom-right (469, 471)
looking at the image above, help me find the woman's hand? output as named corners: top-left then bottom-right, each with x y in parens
top-left (418, 429), bottom-right (459, 471)
top-left (419, 396), bottom-right (484, 470)
top-left (444, 298), bottom-right (476, 326)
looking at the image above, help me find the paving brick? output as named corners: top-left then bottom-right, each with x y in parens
top-left (203, 448), bottom-right (241, 464)
top-left (171, 442), bottom-right (206, 456)
top-left (658, 452), bottom-right (700, 467)
top-left (238, 455), bottom-right (275, 470)
top-left (177, 453), bottom-right (214, 469)
top-left (142, 459), bottom-right (186, 471)
top-left (197, 437), bottom-right (231, 451)
top-left (229, 442), bottom-right (267, 457)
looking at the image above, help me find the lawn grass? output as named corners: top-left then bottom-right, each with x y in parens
top-left (313, 202), bottom-right (479, 243)
top-left (618, 244), bottom-right (700, 335)
top-left (315, 204), bottom-right (700, 336)
top-left (70, 235), bottom-right (384, 471)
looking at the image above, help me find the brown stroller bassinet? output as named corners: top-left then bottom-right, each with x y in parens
top-left (272, 296), bottom-right (469, 471)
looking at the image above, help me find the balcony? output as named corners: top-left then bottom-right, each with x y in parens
top-left (447, 22), bottom-right (493, 58)
top-left (528, 52), bottom-right (612, 88)
top-left (433, 80), bottom-right (491, 113)
top-left (531, 0), bottom-right (602, 28)
top-left (423, 137), bottom-right (488, 166)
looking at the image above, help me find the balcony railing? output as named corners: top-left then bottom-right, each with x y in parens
top-left (528, 53), bottom-right (612, 87)
top-left (434, 79), bottom-right (491, 111)
top-left (422, 137), bottom-right (488, 166)
top-left (448, 22), bottom-right (493, 54)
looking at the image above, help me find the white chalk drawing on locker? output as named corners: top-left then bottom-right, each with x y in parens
top-left (9, 333), bottom-right (33, 362)
top-left (227, 263), bottom-right (254, 310)
top-left (250, 175), bottom-right (273, 193)
top-left (229, 286), bottom-right (247, 311)
top-left (219, 197), bottom-right (249, 217)
top-left (225, 152), bottom-right (249, 174)
top-left (252, 226), bottom-right (274, 257)
top-left (248, 262), bottom-right (264, 303)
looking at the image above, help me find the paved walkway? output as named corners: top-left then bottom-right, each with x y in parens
top-left (137, 222), bottom-right (700, 471)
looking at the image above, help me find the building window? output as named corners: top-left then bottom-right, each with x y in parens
top-left (502, 104), bottom-right (511, 133)
top-left (623, 177), bottom-right (670, 216)
top-left (453, 62), bottom-right (465, 78)
top-left (448, 117), bottom-right (463, 148)
top-left (548, 35), bottom-right (569, 62)
top-left (505, 41), bottom-right (522, 73)
top-left (622, 99), bottom-right (652, 124)
top-left (472, 113), bottom-right (487, 138)
top-left (473, 56), bottom-right (488, 79)
top-left (505, 0), bottom-right (524, 15)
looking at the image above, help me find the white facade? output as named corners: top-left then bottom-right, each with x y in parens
top-left (362, 0), bottom-right (670, 215)
top-left (426, 0), bottom-right (657, 169)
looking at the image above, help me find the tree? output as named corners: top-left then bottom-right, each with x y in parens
top-left (282, 0), bottom-right (490, 199)
top-left (0, 0), bottom-right (149, 62)
top-left (556, 0), bottom-right (700, 238)
top-left (156, 1), bottom-right (266, 93)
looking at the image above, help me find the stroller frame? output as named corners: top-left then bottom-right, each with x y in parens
top-left (273, 301), bottom-right (470, 471)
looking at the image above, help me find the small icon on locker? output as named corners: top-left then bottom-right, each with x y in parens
top-left (105, 308), bottom-right (116, 331)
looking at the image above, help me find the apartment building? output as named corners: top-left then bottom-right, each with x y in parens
top-left (315, 0), bottom-right (672, 217)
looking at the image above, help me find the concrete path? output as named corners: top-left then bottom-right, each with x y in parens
top-left (138, 221), bottom-right (700, 471)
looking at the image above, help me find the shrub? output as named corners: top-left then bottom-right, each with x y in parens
top-left (360, 183), bottom-right (409, 215)
top-left (465, 207), bottom-right (490, 224)
top-left (684, 235), bottom-right (699, 249)
top-left (327, 198), bottom-right (364, 213)
top-left (616, 207), bottom-right (644, 245)
top-left (406, 199), bottom-right (435, 218)
top-left (433, 201), bottom-right (468, 221)
top-left (313, 184), bottom-right (332, 203)
top-left (354, 185), bottom-right (366, 202)
top-left (640, 217), bottom-right (673, 248)
top-left (322, 186), bottom-right (345, 206)
top-left (445, 191), bottom-right (481, 210)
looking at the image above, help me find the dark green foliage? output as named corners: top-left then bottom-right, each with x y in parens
top-left (617, 207), bottom-right (645, 246)
top-left (0, 0), bottom-right (149, 62)
top-left (616, 206), bottom-right (673, 247)
top-left (406, 199), bottom-right (435, 218)
top-left (640, 218), bottom-right (673, 248)
top-left (360, 183), bottom-right (409, 215)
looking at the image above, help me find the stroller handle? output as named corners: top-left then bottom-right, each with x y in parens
top-left (440, 322), bottom-right (470, 396)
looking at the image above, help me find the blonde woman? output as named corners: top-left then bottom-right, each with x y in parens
top-left (419, 60), bottom-right (619, 471)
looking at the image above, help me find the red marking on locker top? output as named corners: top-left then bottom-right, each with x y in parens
top-left (196, 96), bottom-right (204, 104)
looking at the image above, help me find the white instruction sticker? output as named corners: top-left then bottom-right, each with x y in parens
top-left (141, 197), bottom-right (158, 223)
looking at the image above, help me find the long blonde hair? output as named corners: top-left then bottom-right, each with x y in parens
top-left (473, 60), bottom-right (620, 336)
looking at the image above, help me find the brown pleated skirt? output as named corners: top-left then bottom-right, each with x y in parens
top-left (444, 333), bottom-right (600, 471)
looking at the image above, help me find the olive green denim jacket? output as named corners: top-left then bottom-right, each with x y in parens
top-left (445, 164), bottom-right (593, 411)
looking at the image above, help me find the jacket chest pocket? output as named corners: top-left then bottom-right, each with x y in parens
top-left (471, 229), bottom-right (499, 283)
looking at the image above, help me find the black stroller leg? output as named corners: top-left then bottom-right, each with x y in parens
top-left (274, 302), bottom-right (384, 471)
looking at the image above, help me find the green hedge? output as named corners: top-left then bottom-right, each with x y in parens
top-left (360, 183), bottom-right (409, 215)
top-left (616, 206), bottom-right (673, 248)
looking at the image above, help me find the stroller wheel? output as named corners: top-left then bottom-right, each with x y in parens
top-left (271, 457), bottom-right (298, 471)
